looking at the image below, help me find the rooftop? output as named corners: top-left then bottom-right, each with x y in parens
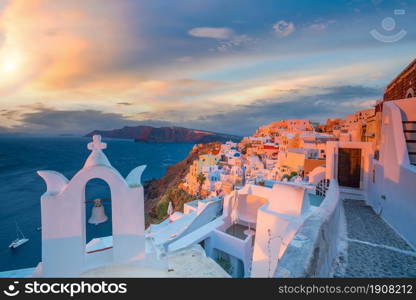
top-left (80, 245), bottom-right (230, 278)
top-left (0, 245), bottom-right (229, 278)
top-left (385, 58), bottom-right (416, 92)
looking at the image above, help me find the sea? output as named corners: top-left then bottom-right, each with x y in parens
top-left (0, 136), bottom-right (194, 272)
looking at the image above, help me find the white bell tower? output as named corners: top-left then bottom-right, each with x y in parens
top-left (37, 135), bottom-right (147, 277)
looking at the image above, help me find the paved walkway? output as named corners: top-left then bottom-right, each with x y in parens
top-left (335, 199), bottom-right (416, 277)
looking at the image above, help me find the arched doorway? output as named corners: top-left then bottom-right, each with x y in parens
top-left (84, 178), bottom-right (112, 248)
top-left (406, 88), bottom-right (414, 98)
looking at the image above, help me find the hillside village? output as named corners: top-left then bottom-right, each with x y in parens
top-left (170, 106), bottom-right (382, 209)
top-left (1, 59), bottom-right (415, 278)
top-left (147, 59), bottom-right (416, 277)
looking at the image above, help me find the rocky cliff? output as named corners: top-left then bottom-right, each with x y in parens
top-left (144, 142), bottom-right (221, 224)
top-left (86, 125), bottom-right (241, 143)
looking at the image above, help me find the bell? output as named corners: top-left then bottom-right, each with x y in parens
top-left (88, 199), bottom-right (108, 225)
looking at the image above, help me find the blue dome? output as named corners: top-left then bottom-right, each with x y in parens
top-left (231, 147), bottom-right (237, 150)
top-left (234, 152), bottom-right (241, 157)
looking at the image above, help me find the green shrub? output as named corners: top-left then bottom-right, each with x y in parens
top-left (290, 171), bottom-right (298, 178)
top-left (155, 186), bottom-right (197, 221)
top-left (156, 200), bottom-right (169, 220)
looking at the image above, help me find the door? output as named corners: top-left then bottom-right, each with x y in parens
top-left (338, 148), bottom-right (361, 188)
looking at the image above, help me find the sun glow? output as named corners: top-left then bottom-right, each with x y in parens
top-left (1, 51), bottom-right (22, 74)
top-left (2, 60), bottom-right (18, 73)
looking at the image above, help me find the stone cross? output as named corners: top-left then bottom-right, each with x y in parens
top-left (88, 135), bottom-right (107, 151)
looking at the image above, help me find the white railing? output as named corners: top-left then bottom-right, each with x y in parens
top-left (274, 180), bottom-right (341, 277)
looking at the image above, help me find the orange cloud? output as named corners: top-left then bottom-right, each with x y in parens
top-left (0, 0), bottom-right (138, 92)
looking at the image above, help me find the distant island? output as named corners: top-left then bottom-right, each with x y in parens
top-left (85, 125), bottom-right (241, 143)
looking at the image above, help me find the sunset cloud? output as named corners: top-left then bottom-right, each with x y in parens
top-left (309, 23), bottom-right (327, 31)
top-left (188, 27), bottom-right (234, 40)
top-left (0, 84), bottom-right (381, 136)
top-left (0, 0), bottom-right (414, 135)
top-left (0, 0), bottom-right (139, 92)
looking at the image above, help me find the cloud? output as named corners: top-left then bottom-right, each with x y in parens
top-left (273, 20), bottom-right (295, 37)
top-left (0, 84), bottom-right (382, 136)
top-left (5, 108), bottom-right (172, 135)
top-left (129, 78), bottom-right (220, 102)
top-left (188, 27), bottom-right (234, 40)
top-left (0, 0), bottom-right (410, 138)
top-left (308, 19), bottom-right (336, 31)
top-left (187, 26), bottom-right (253, 52)
top-left (183, 85), bottom-right (381, 135)
top-left (0, 0), bottom-right (140, 92)
top-left (176, 56), bottom-right (193, 62)
top-left (323, 85), bottom-right (381, 99)
top-left (0, 108), bottom-right (20, 119)
top-left (309, 23), bottom-right (327, 31)
top-left (215, 34), bottom-right (253, 52)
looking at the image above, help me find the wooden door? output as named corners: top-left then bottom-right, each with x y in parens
top-left (338, 148), bottom-right (361, 188)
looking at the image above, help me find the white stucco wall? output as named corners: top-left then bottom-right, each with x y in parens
top-left (367, 100), bottom-right (416, 248)
top-left (206, 225), bottom-right (254, 277)
top-left (308, 166), bottom-right (326, 184)
top-left (250, 183), bottom-right (309, 277)
top-left (274, 181), bottom-right (341, 277)
top-left (250, 206), bottom-right (296, 277)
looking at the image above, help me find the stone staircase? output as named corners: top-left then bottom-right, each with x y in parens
top-left (339, 187), bottom-right (366, 201)
top-left (335, 199), bottom-right (416, 277)
top-left (403, 120), bottom-right (416, 165)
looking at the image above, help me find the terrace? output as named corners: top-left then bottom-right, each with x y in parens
top-left (225, 223), bottom-right (254, 240)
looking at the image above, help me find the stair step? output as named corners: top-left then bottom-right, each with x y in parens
top-left (404, 133), bottom-right (416, 141)
top-left (409, 152), bottom-right (416, 155)
top-left (404, 130), bottom-right (416, 133)
top-left (403, 121), bottom-right (416, 124)
top-left (339, 187), bottom-right (365, 201)
top-left (403, 123), bottom-right (416, 131)
top-left (340, 193), bottom-right (365, 201)
top-left (407, 142), bottom-right (416, 151)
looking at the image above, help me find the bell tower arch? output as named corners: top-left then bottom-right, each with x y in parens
top-left (38, 135), bottom-right (147, 277)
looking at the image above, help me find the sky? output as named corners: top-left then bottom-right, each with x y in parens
top-left (0, 0), bottom-right (415, 136)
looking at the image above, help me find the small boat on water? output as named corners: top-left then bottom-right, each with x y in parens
top-left (9, 222), bottom-right (29, 249)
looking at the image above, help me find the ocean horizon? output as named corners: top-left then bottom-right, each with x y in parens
top-left (0, 136), bottom-right (194, 272)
